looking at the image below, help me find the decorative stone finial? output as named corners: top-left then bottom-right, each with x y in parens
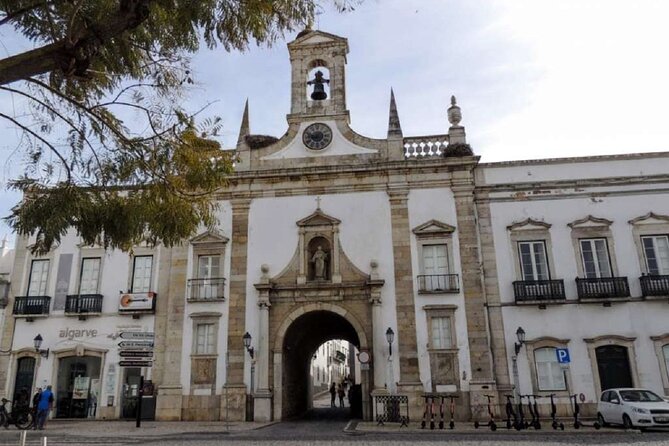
top-left (387, 88), bottom-right (403, 138)
top-left (261, 264), bottom-right (270, 280)
top-left (236, 99), bottom-right (250, 147)
top-left (447, 95), bottom-right (462, 128)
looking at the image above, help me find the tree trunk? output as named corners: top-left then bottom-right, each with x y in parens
top-left (0, 41), bottom-right (67, 85)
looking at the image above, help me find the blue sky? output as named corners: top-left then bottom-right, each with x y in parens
top-left (1, 0), bottom-right (669, 244)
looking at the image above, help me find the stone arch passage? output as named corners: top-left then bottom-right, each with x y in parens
top-left (280, 310), bottom-right (361, 419)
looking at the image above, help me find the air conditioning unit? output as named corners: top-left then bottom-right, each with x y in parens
top-left (118, 292), bottom-right (156, 312)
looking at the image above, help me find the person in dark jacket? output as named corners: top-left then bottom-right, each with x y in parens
top-left (329, 382), bottom-right (336, 407)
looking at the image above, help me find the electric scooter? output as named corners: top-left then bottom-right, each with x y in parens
top-left (523, 395), bottom-right (538, 430)
top-left (549, 393), bottom-right (564, 430)
top-left (448, 395), bottom-right (458, 429)
top-left (517, 394), bottom-right (527, 429)
top-left (438, 396), bottom-right (445, 430)
top-left (504, 394), bottom-right (518, 430)
top-left (570, 394), bottom-right (601, 430)
top-left (430, 396), bottom-right (436, 430)
top-left (421, 395), bottom-right (429, 429)
top-left (474, 394), bottom-right (497, 431)
top-left (530, 395), bottom-right (542, 429)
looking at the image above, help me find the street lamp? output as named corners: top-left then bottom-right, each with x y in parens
top-left (514, 326), bottom-right (526, 355)
top-left (242, 332), bottom-right (254, 359)
top-left (385, 327), bottom-right (394, 357)
top-left (512, 326), bottom-right (526, 402)
top-left (33, 334), bottom-right (49, 358)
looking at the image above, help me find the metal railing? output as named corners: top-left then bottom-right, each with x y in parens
top-left (513, 279), bottom-right (566, 302)
top-left (374, 395), bottom-right (409, 426)
top-left (640, 275), bottom-right (669, 297)
top-left (576, 277), bottom-right (630, 299)
top-left (65, 294), bottom-right (103, 314)
top-left (187, 277), bottom-right (226, 300)
top-left (13, 296), bottom-right (51, 315)
top-left (417, 274), bottom-right (459, 293)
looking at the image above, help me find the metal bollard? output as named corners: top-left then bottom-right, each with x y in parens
top-left (19, 430), bottom-right (27, 446)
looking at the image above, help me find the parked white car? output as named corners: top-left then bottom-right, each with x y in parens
top-left (597, 388), bottom-right (669, 429)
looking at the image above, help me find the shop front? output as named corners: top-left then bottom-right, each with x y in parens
top-left (55, 353), bottom-right (102, 418)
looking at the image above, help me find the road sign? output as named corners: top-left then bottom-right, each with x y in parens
top-left (119, 350), bottom-right (153, 358)
top-left (118, 341), bottom-right (153, 349)
top-left (119, 331), bottom-right (154, 340)
top-left (119, 360), bottom-right (152, 367)
top-left (556, 348), bottom-right (570, 364)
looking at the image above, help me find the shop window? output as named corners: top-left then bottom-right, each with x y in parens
top-left (27, 259), bottom-right (50, 295)
top-left (534, 347), bottom-right (566, 391)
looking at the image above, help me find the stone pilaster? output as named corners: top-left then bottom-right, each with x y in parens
top-left (154, 244), bottom-right (188, 420)
top-left (452, 170), bottom-right (496, 417)
top-left (222, 198), bottom-right (252, 421)
top-left (387, 188), bottom-right (423, 416)
top-left (0, 235), bottom-right (28, 394)
top-left (254, 265), bottom-right (272, 421)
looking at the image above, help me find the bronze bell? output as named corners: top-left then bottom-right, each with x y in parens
top-left (308, 70), bottom-right (329, 101)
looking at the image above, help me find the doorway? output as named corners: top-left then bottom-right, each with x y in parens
top-left (56, 356), bottom-right (101, 418)
top-left (12, 357), bottom-right (35, 408)
top-left (596, 345), bottom-right (633, 390)
top-left (277, 310), bottom-right (368, 420)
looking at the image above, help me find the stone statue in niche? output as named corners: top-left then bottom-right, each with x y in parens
top-left (307, 70), bottom-right (329, 100)
top-left (311, 246), bottom-right (328, 280)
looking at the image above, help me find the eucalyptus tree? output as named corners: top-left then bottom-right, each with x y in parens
top-left (0, 0), bottom-right (355, 254)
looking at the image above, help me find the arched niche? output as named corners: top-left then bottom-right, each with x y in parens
top-left (307, 236), bottom-right (331, 281)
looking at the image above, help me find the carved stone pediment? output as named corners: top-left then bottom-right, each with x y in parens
top-left (567, 215), bottom-right (613, 229)
top-left (412, 219), bottom-right (456, 237)
top-left (190, 230), bottom-right (229, 245)
top-left (296, 210), bottom-right (341, 228)
top-left (628, 212), bottom-right (669, 225)
top-left (507, 218), bottom-right (552, 231)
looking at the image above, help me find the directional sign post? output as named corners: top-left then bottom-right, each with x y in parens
top-left (119, 332), bottom-right (154, 340)
top-left (119, 360), bottom-right (152, 367)
top-left (118, 341), bottom-right (153, 349)
top-left (119, 350), bottom-right (153, 358)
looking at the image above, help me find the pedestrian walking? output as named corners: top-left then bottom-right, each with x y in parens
top-left (31, 388), bottom-right (41, 427)
top-left (329, 382), bottom-right (336, 407)
top-left (337, 384), bottom-right (345, 408)
top-left (36, 385), bottom-right (54, 430)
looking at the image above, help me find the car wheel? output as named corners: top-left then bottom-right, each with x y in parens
top-left (597, 413), bottom-right (609, 427)
top-left (622, 414), bottom-right (634, 430)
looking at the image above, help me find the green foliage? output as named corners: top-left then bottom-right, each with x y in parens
top-left (0, 0), bottom-right (358, 254)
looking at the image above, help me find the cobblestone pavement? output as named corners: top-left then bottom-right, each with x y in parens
top-left (0, 394), bottom-right (665, 445)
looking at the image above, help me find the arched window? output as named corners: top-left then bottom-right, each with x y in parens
top-left (534, 347), bottom-right (566, 391)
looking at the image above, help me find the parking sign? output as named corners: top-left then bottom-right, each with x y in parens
top-left (556, 348), bottom-right (570, 364)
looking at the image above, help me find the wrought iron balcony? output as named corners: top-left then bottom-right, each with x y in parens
top-left (65, 294), bottom-right (103, 314)
top-left (417, 274), bottom-right (459, 293)
top-left (640, 275), bottom-right (669, 297)
top-left (576, 277), bottom-right (630, 300)
top-left (513, 279), bottom-right (566, 303)
top-left (187, 277), bottom-right (226, 300)
top-left (13, 296), bottom-right (51, 316)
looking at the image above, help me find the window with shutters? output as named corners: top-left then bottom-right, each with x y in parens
top-left (27, 260), bottom-right (50, 296)
top-left (534, 347), bottom-right (566, 391)
top-left (131, 256), bottom-right (153, 293)
top-left (79, 258), bottom-right (101, 294)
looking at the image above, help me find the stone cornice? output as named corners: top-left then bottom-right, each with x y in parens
top-left (628, 212), bottom-right (669, 225)
top-left (568, 215), bottom-right (613, 229)
top-left (506, 218), bottom-right (552, 231)
top-left (413, 219), bottom-right (457, 236)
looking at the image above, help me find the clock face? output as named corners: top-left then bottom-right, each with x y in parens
top-left (302, 123), bottom-right (333, 150)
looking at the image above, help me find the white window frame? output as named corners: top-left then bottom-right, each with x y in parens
top-left (430, 316), bottom-right (453, 349)
top-left (194, 322), bottom-right (215, 355)
top-left (524, 336), bottom-right (571, 396)
top-left (131, 255), bottom-right (153, 293)
top-left (534, 347), bottom-right (567, 391)
top-left (517, 240), bottom-right (550, 281)
top-left (641, 235), bottom-right (669, 275)
top-left (568, 216), bottom-right (619, 279)
top-left (27, 259), bottom-right (50, 296)
top-left (79, 257), bottom-right (101, 294)
top-left (579, 238), bottom-right (613, 279)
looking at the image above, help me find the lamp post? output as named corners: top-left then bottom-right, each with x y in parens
top-left (512, 327), bottom-right (526, 402)
top-left (385, 327), bottom-right (395, 394)
top-left (243, 332), bottom-right (255, 393)
top-left (33, 334), bottom-right (49, 358)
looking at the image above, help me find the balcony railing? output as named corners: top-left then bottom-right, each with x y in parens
top-left (187, 278), bottom-right (226, 300)
top-left (640, 275), bottom-right (669, 297)
top-left (417, 274), bottom-right (459, 293)
top-left (403, 135), bottom-right (449, 158)
top-left (513, 279), bottom-right (566, 302)
top-left (13, 296), bottom-right (51, 316)
top-left (576, 277), bottom-right (630, 300)
top-left (65, 294), bottom-right (103, 314)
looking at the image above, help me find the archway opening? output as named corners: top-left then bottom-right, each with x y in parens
top-left (310, 339), bottom-right (360, 412)
top-left (281, 310), bottom-right (361, 420)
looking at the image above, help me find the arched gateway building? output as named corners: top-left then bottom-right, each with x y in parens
top-left (1, 30), bottom-right (668, 423)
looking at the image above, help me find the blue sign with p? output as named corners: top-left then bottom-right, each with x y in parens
top-left (556, 348), bottom-right (570, 364)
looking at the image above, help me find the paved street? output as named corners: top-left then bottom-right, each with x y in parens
top-left (0, 394), bottom-right (666, 445)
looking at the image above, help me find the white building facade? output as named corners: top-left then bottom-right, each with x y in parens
top-left (0, 30), bottom-right (667, 423)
